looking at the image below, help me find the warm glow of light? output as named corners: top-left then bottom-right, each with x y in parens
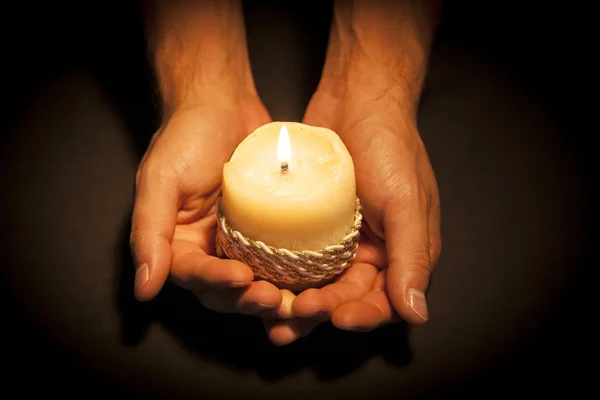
top-left (277, 124), bottom-right (291, 163)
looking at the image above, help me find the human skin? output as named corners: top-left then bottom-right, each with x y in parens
top-left (131, 0), bottom-right (292, 318)
top-left (131, 0), bottom-right (442, 346)
top-left (265, 0), bottom-right (443, 345)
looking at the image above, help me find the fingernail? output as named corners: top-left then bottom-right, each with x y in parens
top-left (134, 263), bottom-right (149, 295)
top-left (408, 288), bottom-right (429, 322)
top-left (228, 281), bottom-right (250, 287)
top-left (256, 302), bottom-right (275, 310)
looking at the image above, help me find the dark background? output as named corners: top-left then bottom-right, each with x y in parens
top-left (1, 0), bottom-right (595, 398)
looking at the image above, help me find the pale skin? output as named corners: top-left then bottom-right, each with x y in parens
top-left (131, 0), bottom-right (442, 345)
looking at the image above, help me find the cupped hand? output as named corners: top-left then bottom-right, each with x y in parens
top-left (130, 93), bottom-right (290, 318)
top-left (265, 89), bottom-right (441, 345)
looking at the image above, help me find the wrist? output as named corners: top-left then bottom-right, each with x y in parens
top-left (317, 0), bottom-right (440, 120)
top-left (313, 72), bottom-right (420, 132)
top-left (154, 43), bottom-right (258, 116)
top-left (317, 40), bottom-right (424, 123)
top-left (146, 0), bottom-right (258, 116)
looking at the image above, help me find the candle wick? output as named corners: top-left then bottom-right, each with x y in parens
top-left (281, 161), bottom-right (289, 173)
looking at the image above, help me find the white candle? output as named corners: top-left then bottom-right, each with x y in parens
top-left (220, 121), bottom-right (356, 251)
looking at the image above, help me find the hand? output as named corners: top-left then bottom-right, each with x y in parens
top-left (264, 0), bottom-right (442, 346)
top-left (306, 89), bottom-right (442, 321)
top-left (263, 228), bottom-right (390, 345)
top-left (265, 85), bottom-right (442, 344)
top-left (130, 93), bottom-right (291, 318)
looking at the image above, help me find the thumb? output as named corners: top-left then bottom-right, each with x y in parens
top-left (384, 191), bottom-right (432, 324)
top-left (301, 97), bottom-right (334, 130)
top-left (130, 166), bottom-right (178, 301)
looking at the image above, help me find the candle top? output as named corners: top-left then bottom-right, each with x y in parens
top-left (226, 122), bottom-right (350, 201)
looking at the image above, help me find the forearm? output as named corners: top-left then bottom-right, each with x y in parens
top-left (320, 0), bottom-right (442, 119)
top-left (141, 0), bottom-right (256, 115)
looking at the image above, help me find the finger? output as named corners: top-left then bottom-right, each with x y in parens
top-left (272, 289), bottom-right (296, 319)
top-left (170, 239), bottom-right (254, 289)
top-left (301, 98), bottom-right (334, 130)
top-left (292, 262), bottom-right (378, 319)
top-left (429, 189), bottom-right (442, 268)
top-left (354, 224), bottom-right (387, 268)
top-left (384, 189), bottom-right (432, 324)
top-left (130, 164), bottom-right (178, 302)
top-left (331, 270), bottom-right (400, 332)
top-left (198, 280), bottom-right (282, 316)
top-left (263, 319), bottom-right (321, 346)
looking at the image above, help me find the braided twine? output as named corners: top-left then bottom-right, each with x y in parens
top-left (216, 198), bottom-right (362, 284)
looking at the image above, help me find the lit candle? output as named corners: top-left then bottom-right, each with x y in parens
top-left (278, 124), bottom-right (291, 174)
top-left (220, 121), bottom-right (357, 251)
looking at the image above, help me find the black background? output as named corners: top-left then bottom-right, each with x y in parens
top-left (1, 0), bottom-right (595, 398)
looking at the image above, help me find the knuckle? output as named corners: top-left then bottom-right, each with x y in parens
top-left (397, 180), bottom-right (417, 203)
top-left (143, 159), bottom-right (168, 183)
top-left (430, 237), bottom-right (442, 268)
top-left (407, 251), bottom-right (432, 277)
top-left (385, 181), bottom-right (428, 217)
top-left (322, 286), bottom-right (344, 305)
top-left (128, 224), bottom-right (147, 255)
top-left (135, 156), bottom-right (177, 192)
top-left (404, 182), bottom-right (428, 207)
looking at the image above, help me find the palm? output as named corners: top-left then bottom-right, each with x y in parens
top-left (134, 102), bottom-right (292, 316)
top-left (166, 110), bottom-right (243, 256)
top-left (266, 90), bottom-right (442, 344)
top-left (264, 97), bottom-right (394, 345)
top-left (300, 97), bottom-right (394, 320)
top-left (145, 105), bottom-right (248, 255)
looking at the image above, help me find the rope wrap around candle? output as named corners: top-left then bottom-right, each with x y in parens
top-left (216, 198), bottom-right (362, 284)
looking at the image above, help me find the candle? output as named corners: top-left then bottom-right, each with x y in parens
top-left (220, 121), bottom-right (357, 251)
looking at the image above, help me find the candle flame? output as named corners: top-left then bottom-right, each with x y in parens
top-left (277, 124), bottom-right (291, 163)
